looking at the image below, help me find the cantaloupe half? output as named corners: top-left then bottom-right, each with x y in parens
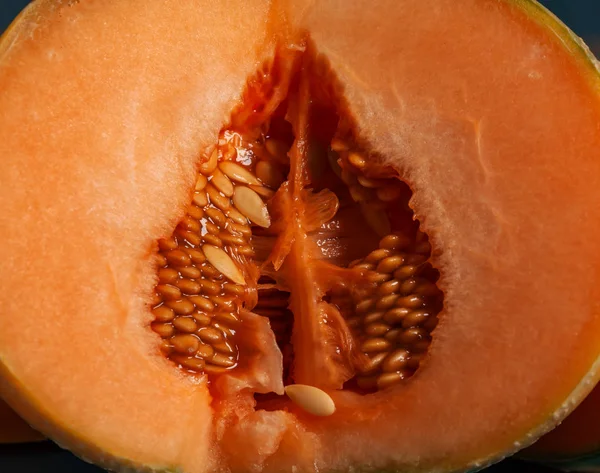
top-left (2, 0), bottom-right (600, 472)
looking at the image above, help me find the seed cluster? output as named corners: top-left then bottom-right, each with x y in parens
top-left (329, 139), bottom-right (442, 391)
top-left (332, 233), bottom-right (442, 391)
top-left (150, 122), bottom-right (442, 392)
top-left (332, 139), bottom-right (407, 237)
top-left (151, 131), bottom-right (278, 374)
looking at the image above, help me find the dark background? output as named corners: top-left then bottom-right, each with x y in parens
top-left (0, 0), bottom-right (598, 472)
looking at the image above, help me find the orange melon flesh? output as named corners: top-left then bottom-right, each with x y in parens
top-left (1, 1), bottom-right (600, 473)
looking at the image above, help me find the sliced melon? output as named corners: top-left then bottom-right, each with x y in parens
top-left (1, 1), bottom-right (600, 472)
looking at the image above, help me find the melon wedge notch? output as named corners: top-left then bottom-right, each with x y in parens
top-left (2, 0), bottom-right (600, 472)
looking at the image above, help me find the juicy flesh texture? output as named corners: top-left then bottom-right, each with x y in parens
top-left (1, 1), bottom-right (600, 473)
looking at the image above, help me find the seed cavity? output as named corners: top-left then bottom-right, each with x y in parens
top-left (324, 139), bottom-right (443, 391)
top-left (149, 59), bottom-right (443, 398)
top-left (284, 384), bottom-right (336, 417)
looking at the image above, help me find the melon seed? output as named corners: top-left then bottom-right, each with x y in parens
top-left (233, 186), bottom-right (271, 228)
top-left (189, 295), bottom-right (216, 312)
top-left (248, 184), bottom-right (276, 199)
top-left (152, 305), bottom-right (175, 323)
top-left (165, 249), bottom-right (192, 267)
top-left (382, 349), bottom-right (410, 372)
top-left (366, 249), bottom-right (390, 263)
top-left (173, 356), bottom-right (206, 372)
top-left (377, 371), bottom-right (409, 389)
top-left (226, 209), bottom-right (250, 226)
top-left (402, 310), bottom-right (431, 328)
top-left (172, 317), bottom-right (198, 333)
top-left (219, 161), bottom-right (261, 186)
top-left (378, 278), bottom-right (400, 295)
top-left (184, 248), bottom-right (206, 264)
top-left (202, 245), bottom-right (245, 285)
top-left (377, 255), bottom-right (405, 274)
top-left (379, 234), bottom-right (410, 250)
top-left (375, 294), bottom-right (399, 310)
top-left (151, 322), bottom-right (174, 338)
top-left (361, 338), bottom-right (391, 353)
top-left (193, 312), bottom-right (212, 326)
top-left (187, 204), bottom-right (204, 220)
top-left (209, 353), bottom-right (236, 368)
top-left (179, 266), bottom-right (201, 279)
top-left (199, 279), bottom-right (222, 296)
top-left (197, 327), bottom-right (223, 344)
top-left (383, 307), bottom-right (411, 325)
top-left (197, 343), bottom-right (215, 359)
top-left (206, 183), bottom-right (231, 211)
top-left (158, 268), bottom-right (179, 284)
top-left (285, 384), bottom-right (336, 417)
top-left (397, 328), bottom-right (427, 345)
top-left (199, 149), bottom-right (218, 175)
top-left (195, 174), bottom-right (208, 191)
top-left (171, 334), bottom-right (200, 355)
top-left (360, 352), bottom-right (388, 374)
top-left (363, 311), bottom-right (385, 325)
top-left (347, 151), bottom-right (366, 169)
top-left (158, 238), bottom-right (178, 251)
top-left (156, 284), bottom-right (182, 301)
top-left (394, 265), bottom-right (420, 280)
top-left (397, 295), bottom-right (425, 310)
top-left (174, 279), bottom-right (202, 295)
top-left (211, 168), bottom-right (235, 197)
top-left (364, 323), bottom-right (391, 337)
top-left (203, 234), bottom-right (223, 247)
top-left (205, 207), bottom-right (227, 227)
top-left (166, 299), bottom-right (195, 315)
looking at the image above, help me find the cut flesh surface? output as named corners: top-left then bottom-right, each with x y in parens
top-left (1, 1), bottom-right (600, 473)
